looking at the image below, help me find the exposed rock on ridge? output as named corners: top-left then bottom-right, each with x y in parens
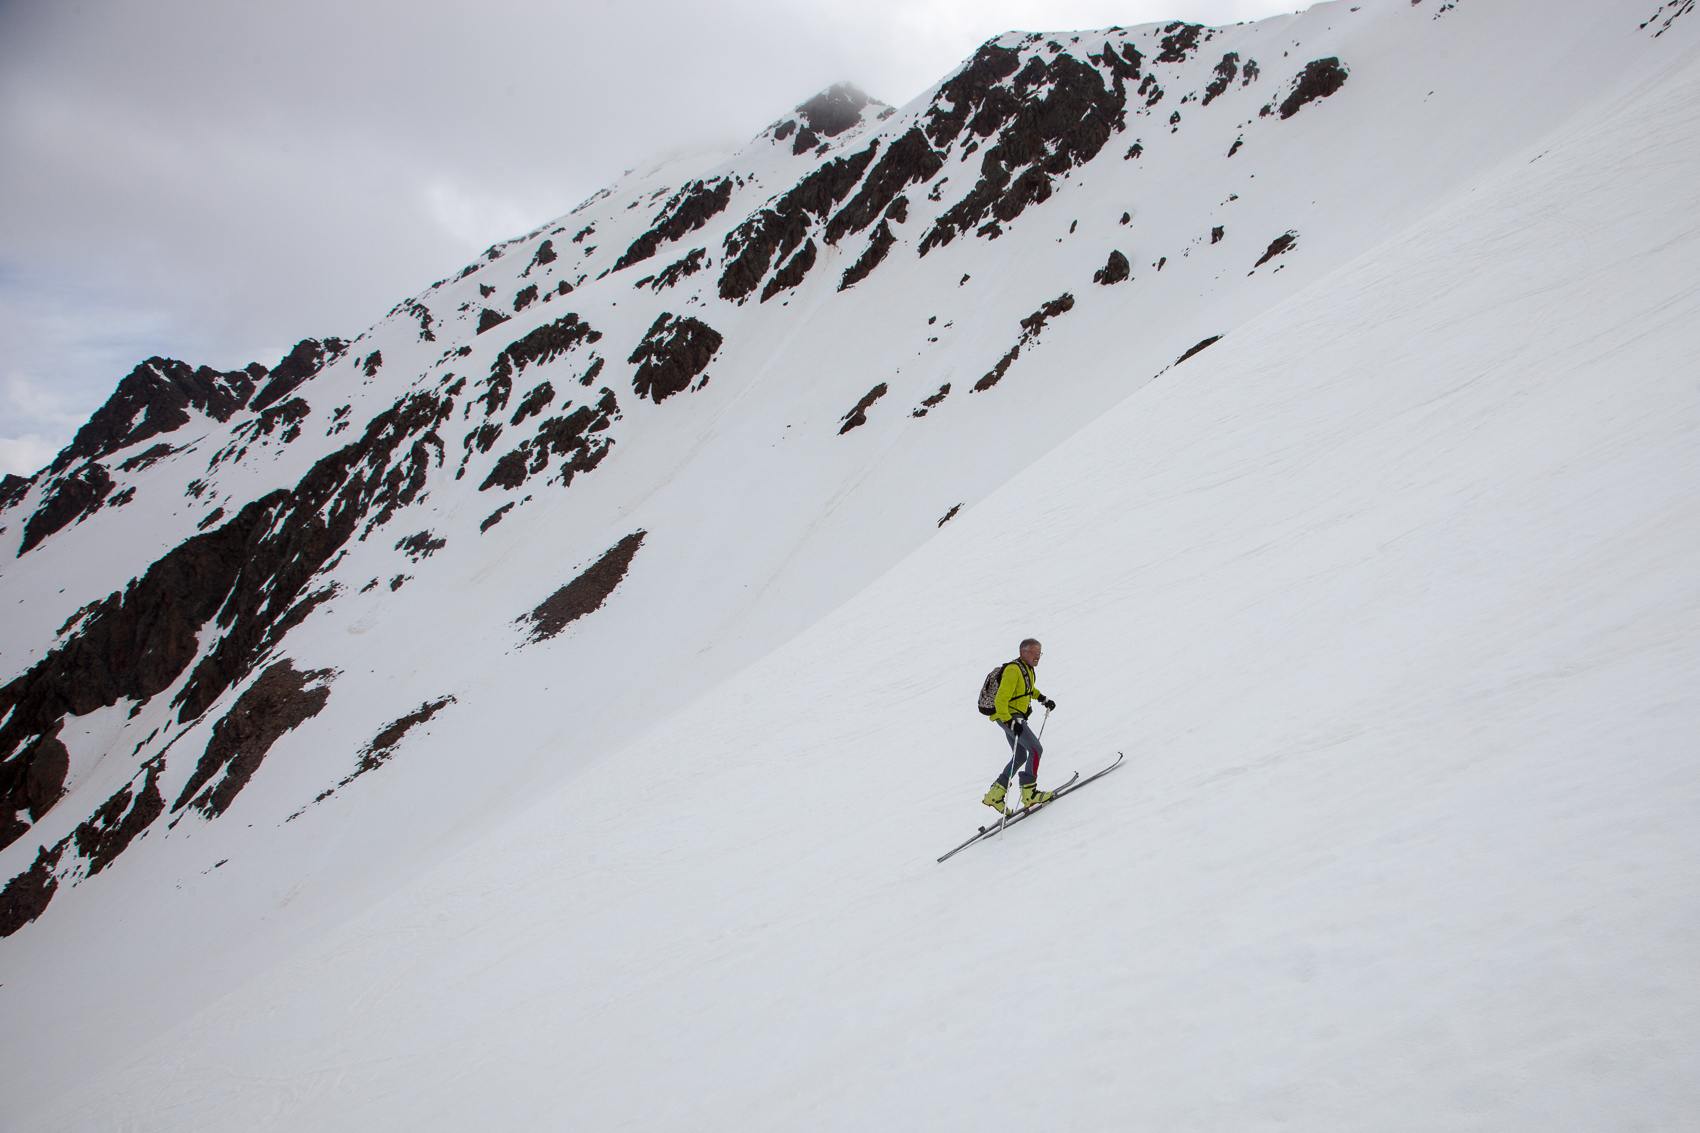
top-left (919, 45), bottom-right (1129, 253)
top-left (48, 357), bottom-right (261, 474)
top-left (250, 337), bottom-right (349, 412)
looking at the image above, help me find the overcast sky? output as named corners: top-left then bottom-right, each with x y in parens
top-left (0, 0), bottom-right (1303, 476)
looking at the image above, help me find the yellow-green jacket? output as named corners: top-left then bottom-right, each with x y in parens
top-left (992, 661), bottom-right (1044, 723)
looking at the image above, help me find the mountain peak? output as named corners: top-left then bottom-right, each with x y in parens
top-left (766, 81), bottom-right (890, 155)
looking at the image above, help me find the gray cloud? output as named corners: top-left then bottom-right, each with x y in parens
top-left (0, 0), bottom-right (1297, 474)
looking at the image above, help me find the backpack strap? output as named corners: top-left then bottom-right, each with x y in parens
top-left (1004, 660), bottom-right (1034, 701)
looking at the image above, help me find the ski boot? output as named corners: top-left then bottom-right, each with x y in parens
top-left (1020, 782), bottom-right (1055, 808)
top-left (981, 782), bottom-right (1010, 814)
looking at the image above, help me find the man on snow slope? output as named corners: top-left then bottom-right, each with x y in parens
top-left (983, 638), bottom-right (1058, 815)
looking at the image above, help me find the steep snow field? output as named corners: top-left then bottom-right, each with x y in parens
top-left (16, 6), bottom-right (1700, 1129)
top-left (3, 1), bottom-right (1697, 1128)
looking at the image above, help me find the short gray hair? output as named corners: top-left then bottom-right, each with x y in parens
top-left (1020, 638), bottom-right (1041, 651)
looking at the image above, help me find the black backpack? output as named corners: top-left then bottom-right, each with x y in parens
top-left (977, 660), bottom-right (1030, 716)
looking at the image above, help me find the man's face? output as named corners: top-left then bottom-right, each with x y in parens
top-left (1021, 642), bottom-right (1042, 667)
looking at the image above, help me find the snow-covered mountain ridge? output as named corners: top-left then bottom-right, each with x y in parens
top-left (2, 1), bottom-right (1697, 1127)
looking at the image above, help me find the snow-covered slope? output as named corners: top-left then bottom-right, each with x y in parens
top-left (3, 1), bottom-right (1698, 1127)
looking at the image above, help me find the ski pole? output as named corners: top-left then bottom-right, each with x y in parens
top-left (999, 714), bottom-right (1020, 840)
top-left (1024, 705), bottom-right (1051, 801)
top-left (1000, 708), bottom-right (1043, 839)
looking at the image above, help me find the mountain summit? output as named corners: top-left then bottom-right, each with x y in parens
top-left (3, 1), bottom-right (1697, 1128)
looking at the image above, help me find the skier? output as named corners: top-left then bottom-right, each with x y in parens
top-left (982, 638), bottom-right (1058, 814)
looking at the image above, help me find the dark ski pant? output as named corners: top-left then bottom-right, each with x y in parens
top-left (995, 717), bottom-right (1043, 788)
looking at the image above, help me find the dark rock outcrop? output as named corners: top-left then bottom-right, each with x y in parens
top-left (1021, 293), bottom-right (1076, 334)
top-left (171, 390), bottom-right (454, 724)
top-left (761, 239), bottom-right (818, 302)
top-left (1203, 53), bottom-right (1240, 105)
top-left (840, 221), bottom-right (897, 291)
top-left (1176, 335), bottom-right (1223, 365)
top-left (1155, 22), bottom-right (1207, 64)
top-left (75, 760), bottom-right (164, 873)
top-left (797, 83), bottom-right (876, 138)
top-left (976, 345), bottom-right (1022, 393)
top-left (0, 729), bottom-right (69, 850)
top-left (248, 397), bottom-right (310, 443)
top-left (47, 357), bottom-right (260, 475)
top-left (822, 128), bottom-right (943, 247)
top-left (646, 248), bottom-right (707, 291)
top-left (1279, 58), bottom-right (1350, 119)
top-left (1093, 40), bottom-right (1144, 82)
top-left (0, 841), bottom-right (65, 938)
top-left (519, 531), bottom-right (646, 644)
top-left (172, 660), bottom-right (335, 818)
top-left (511, 381), bottom-right (556, 425)
top-left (973, 293), bottom-right (1075, 392)
top-left (719, 144), bottom-right (880, 301)
top-left (481, 313), bottom-right (603, 419)
top-left (838, 383), bottom-right (888, 434)
top-left (481, 450), bottom-right (530, 492)
top-left (919, 47), bottom-right (1127, 254)
top-left (0, 473), bottom-right (31, 511)
top-left (912, 383), bottom-right (950, 418)
top-left (251, 338), bottom-right (348, 413)
top-left (923, 43), bottom-right (1023, 150)
top-left (1, 304), bottom-right (474, 927)
top-left (295, 692), bottom-right (456, 814)
top-left (117, 442), bottom-right (180, 472)
top-left (480, 388), bottom-right (618, 492)
top-left (527, 239), bottom-right (557, 274)
top-left (18, 462), bottom-right (113, 555)
top-left (1255, 231), bottom-right (1299, 266)
top-left (0, 497), bottom-right (282, 774)
top-left (400, 299), bottom-right (436, 342)
top-left (343, 695), bottom-right (456, 784)
top-left (395, 531), bottom-right (445, 561)
top-left (612, 178), bottom-right (734, 274)
top-left (629, 314), bottom-right (723, 403)
top-left (1094, 250), bottom-right (1131, 285)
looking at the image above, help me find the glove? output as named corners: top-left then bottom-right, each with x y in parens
top-left (1043, 698), bottom-right (1056, 711)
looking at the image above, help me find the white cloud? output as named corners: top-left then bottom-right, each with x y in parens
top-left (0, 272), bottom-right (180, 475)
top-left (0, 433), bottom-right (58, 479)
top-left (422, 179), bottom-right (554, 253)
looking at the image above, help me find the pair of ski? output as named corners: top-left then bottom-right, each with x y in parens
top-left (937, 752), bottom-right (1125, 863)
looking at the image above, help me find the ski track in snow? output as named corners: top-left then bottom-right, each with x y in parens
top-left (2, 1), bottom-right (1698, 1128)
